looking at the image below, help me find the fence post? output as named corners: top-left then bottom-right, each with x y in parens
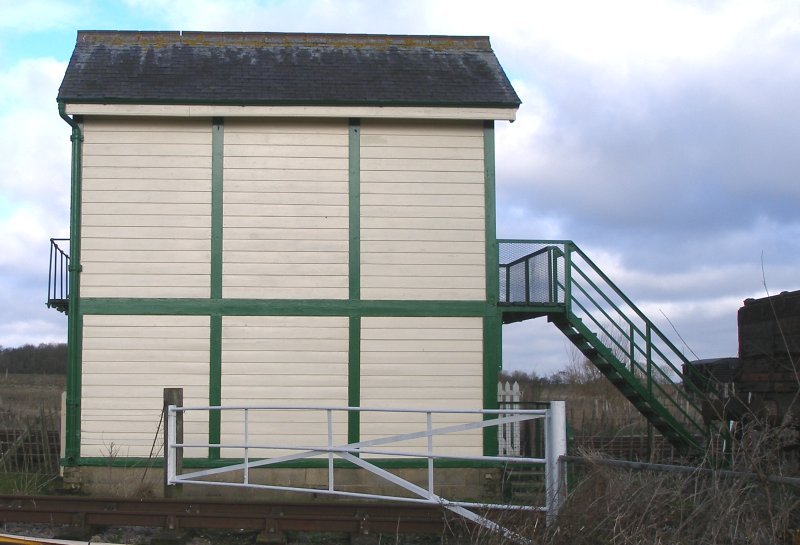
top-left (163, 387), bottom-right (183, 498)
top-left (545, 400), bottom-right (567, 526)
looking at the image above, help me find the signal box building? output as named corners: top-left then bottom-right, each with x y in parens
top-left (53, 31), bottom-right (520, 474)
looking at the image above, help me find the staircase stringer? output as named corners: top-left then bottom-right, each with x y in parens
top-left (551, 311), bottom-right (704, 454)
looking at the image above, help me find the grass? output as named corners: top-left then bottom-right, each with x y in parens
top-left (441, 419), bottom-right (799, 545)
top-left (0, 374), bottom-right (64, 494)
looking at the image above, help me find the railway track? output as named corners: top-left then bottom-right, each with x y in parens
top-left (0, 494), bottom-right (447, 539)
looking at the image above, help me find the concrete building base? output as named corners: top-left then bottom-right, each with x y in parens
top-left (63, 465), bottom-right (505, 503)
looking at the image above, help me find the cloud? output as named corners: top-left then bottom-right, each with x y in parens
top-left (0, 57), bottom-right (71, 207)
top-left (2, 0), bottom-right (799, 376)
top-left (0, 202), bottom-right (69, 347)
top-left (0, 57), bottom-right (70, 347)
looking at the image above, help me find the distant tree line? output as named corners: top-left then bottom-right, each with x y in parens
top-left (0, 344), bottom-right (67, 375)
top-left (500, 359), bottom-right (604, 387)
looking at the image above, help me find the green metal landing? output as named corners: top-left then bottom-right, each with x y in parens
top-left (498, 240), bottom-right (709, 454)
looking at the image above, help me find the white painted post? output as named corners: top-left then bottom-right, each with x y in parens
top-left (166, 404), bottom-right (177, 485)
top-left (545, 400), bottom-right (567, 525)
top-left (327, 409), bottom-right (334, 492)
top-left (427, 411), bottom-right (434, 497)
top-left (244, 408), bottom-right (250, 485)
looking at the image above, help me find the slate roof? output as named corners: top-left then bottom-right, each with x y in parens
top-left (58, 31), bottom-right (521, 108)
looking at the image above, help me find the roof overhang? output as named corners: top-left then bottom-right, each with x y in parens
top-left (63, 103), bottom-right (518, 121)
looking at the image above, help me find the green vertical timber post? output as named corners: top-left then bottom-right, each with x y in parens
top-left (348, 119), bottom-right (361, 446)
top-left (59, 103), bottom-right (83, 464)
top-left (209, 118), bottom-right (224, 459)
top-left (483, 121), bottom-right (500, 456)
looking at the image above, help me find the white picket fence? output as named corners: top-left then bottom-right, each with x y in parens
top-left (498, 381), bottom-right (522, 456)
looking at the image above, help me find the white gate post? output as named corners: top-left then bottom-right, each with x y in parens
top-left (166, 405), bottom-right (177, 483)
top-left (545, 400), bottom-right (566, 525)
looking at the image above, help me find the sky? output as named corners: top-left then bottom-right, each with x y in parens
top-left (1, 0), bottom-right (798, 375)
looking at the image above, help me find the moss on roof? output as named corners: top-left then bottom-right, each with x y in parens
top-left (58, 31), bottom-right (521, 108)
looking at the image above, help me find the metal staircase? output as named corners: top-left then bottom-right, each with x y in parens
top-left (498, 240), bottom-right (710, 454)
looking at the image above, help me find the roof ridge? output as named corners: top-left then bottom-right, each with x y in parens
top-left (76, 30), bottom-right (493, 51)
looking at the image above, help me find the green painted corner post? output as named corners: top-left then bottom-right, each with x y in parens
top-left (348, 316), bottom-right (361, 446)
top-left (483, 315), bottom-right (502, 456)
top-left (348, 119), bottom-right (361, 447)
top-left (208, 118), bottom-right (224, 461)
top-left (209, 315), bottom-right (222, 460)
top-left (59, 102), bottom-right (83, 465)
top-left (482, 120), bottom-right (500, 456)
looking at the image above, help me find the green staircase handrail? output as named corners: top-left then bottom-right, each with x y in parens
top-left (564, 311), bottom-right (704, 448)
top-left (566, 295), bottom-right (705, 439)
top-left (498, 239), bottom-right (710, 450)
top-left (563, 243), bottom-right (708, 398)
top-left (560, 265), bottom-right (707, 439)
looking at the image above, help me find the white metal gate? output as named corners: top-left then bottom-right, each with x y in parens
top-left (166, 402), bottom-right (566, 544)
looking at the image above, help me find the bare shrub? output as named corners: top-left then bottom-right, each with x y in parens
top-left (441, 420), bottom-right (798, 545)
top-left (553, 422), bottom-right (797, 544)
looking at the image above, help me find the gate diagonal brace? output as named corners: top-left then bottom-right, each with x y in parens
top-left (174, 412), bottom-right (543, 482)
top-left (338, 452), bottom-right (531, 545)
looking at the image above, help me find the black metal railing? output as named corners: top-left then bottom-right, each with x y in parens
top-left (47, 238), bottom-right (70, 313)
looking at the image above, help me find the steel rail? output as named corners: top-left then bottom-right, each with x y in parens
top-left (0, 494), bottom-right (457, 535)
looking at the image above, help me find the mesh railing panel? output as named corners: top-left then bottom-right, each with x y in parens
top-left (498, 241), bottom-right (566, 304)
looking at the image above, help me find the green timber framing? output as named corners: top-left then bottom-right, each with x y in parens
top-left (59, 111), bottom-right (503, 468)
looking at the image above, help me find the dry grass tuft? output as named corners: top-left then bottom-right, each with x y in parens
top-left (444, 421), bottom-right (798, 545)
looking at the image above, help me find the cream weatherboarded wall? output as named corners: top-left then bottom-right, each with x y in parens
top-left (222, 118), bottom-right (350, 300)
top-left (80, 315), bottom-right (210, 458)
top-left (219, 315), bottom-right (349, 458)
top-left (360, 120), bottom-right (486, 301)
top-left (80, 118), bottom-right (212, 298)
top-left (360, 316), bottom-right (484, 457)
top-left (73, 115), bottom-right (492, 462)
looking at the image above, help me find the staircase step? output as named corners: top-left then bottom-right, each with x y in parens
top-left (553, 311), bottom-right (705, 455)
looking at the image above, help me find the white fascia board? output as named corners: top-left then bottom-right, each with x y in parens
top-left (64, 103), bottom-right (517, 121)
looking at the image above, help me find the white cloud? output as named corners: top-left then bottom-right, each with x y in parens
top-left (1, 0), bottom-right (798, 372)
top-left (0, 57), bottom-right (71, 348)
top-left (0, 205), bottom-right (65, 274)
top-left (0, 58), bottom-right (71, 207)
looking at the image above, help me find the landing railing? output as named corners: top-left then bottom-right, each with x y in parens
top-left (47, 238), bottom-right (70, 313)
top-left (498, 240), bottom-right (708, 447)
